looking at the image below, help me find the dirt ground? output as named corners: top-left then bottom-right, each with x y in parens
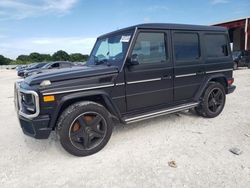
top-left (0, 69), bottom-right (249, 188)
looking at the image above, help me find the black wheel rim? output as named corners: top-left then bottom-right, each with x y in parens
top-left (207, 88), bottom-right (224, 113)
top-left (69, 112), bottom-right (107, 151)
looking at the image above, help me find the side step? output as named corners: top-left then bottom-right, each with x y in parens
top-left (124, 102), bottom-right (199, 124)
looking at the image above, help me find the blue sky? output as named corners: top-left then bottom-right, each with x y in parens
top-left (0, 0), bottom-right (249, 59)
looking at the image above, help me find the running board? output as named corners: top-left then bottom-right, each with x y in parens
top-left (124, 102), bottom-right (199, 124)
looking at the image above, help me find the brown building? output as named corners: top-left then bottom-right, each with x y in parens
top-left (212, 17), bottom-right (250, 51)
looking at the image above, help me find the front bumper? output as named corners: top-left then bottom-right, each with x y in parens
top-left (227, 85), bottom-right (236, 94)
top-left (18, 115), bottom-right (52, 139)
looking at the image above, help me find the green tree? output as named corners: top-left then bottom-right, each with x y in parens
top-left (16, 55), bottom-right (30, 62)
top-left (40, 54), bottom-right (52, 61)
top-left (70, 53), bottom-right (87, 62)
top-left (0, 55), bottom-right (12, 65)
top-left (52, 50), bottom-right (70, 61)
top-left (29, 52), bottom-right (43, 62)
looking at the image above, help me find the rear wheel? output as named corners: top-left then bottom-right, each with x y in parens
top-left (196, 82), bottom-right (226, 118)
top-left (57, 101), bottom-right (113, 156)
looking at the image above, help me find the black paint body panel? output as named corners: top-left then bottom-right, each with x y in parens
top-left (16, 23), bottom-right (235, 139)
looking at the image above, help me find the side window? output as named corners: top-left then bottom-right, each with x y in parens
top-left (205, 34), bottom-right (229, 58)
top-left (173, 32), bottom-right (200, 62)
top-left (60, 63), bottom-right (71, 68)
top-left (131, 32), bottom-right (167, 64)
top-left (51, 63), bottom-right (59, 68)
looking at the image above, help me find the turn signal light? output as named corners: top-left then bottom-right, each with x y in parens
top-left (43, 95), bottom-right (55, 102)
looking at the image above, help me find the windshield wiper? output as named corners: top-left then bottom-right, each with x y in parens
top-left (94, 58), bottom-right (112, 66)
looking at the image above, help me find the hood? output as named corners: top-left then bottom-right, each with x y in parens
top-left (24, 65), bottom-right (119, 86)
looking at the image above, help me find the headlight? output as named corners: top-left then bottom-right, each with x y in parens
top-left (20, 93), bottom-right (36, 113)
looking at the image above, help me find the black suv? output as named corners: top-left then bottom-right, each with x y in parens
top-left (232, 50), bottom-right (250, 69)
top-left (14, 24), bottom-right (236, 156)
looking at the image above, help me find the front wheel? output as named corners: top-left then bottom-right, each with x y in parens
top-left (57, 101), bottom-right (113, 156)
top-left (196, 82), bottom-right (226, 118)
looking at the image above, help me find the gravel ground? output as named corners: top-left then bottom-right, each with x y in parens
top-left (0, 69), bottom-right (250, 188)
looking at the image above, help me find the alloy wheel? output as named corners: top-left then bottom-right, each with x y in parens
top-left (69, 112), bottom-right (107, 151)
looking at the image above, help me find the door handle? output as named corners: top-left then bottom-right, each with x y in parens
top-left (196, 71), bottom-right (204, 75)
top-left (162, 75), bottom-right (172, 80)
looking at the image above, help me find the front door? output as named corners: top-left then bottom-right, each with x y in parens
top-left (125, 31), bottom-right (173, 111)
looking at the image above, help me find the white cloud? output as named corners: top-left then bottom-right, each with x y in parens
top-left (0, 0), bottom-right (78, 20)
top-left (211, 0), bottom-right (229, 5)
top-left (0, 37), bottom-right (96, 59)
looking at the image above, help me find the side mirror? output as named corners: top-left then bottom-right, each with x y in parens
top-left (128, 54), bottom-right (139, 66)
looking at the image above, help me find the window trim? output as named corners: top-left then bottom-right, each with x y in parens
top-left (172, 31), bottom-right (201, 64)
top-left (204, 33), bottom-right (230, 59)
top-left (128, 30), bottom-right (170, 67)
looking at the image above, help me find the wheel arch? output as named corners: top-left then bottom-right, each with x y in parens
top-left (195, 73), bottom-right (228, 101)
top-left (49, 90), bottom-right (122, 129)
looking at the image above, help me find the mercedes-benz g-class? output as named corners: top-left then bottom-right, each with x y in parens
top-left (15, 23), bottom-right (236, 156)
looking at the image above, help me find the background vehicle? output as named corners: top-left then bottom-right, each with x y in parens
top-left (15, 23), bottom-right (235, 157)
top-left (232, 50), bottom-right (250, 69)
top-left (17, 63), bottom-right (47, 77)
top-left (23, 61), bottom-right (79, 77)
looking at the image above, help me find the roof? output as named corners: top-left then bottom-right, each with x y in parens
top-left (211, 16), bottom-right (250, 26)
top-left (99, 23), bottom-right (227, 38)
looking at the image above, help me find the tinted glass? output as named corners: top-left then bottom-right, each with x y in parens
top-left (173, 33), bottom-right (200, 61)
top-left (205, 34), bottom-right (228, 58)
top-left (132, 32), bottom-right (167, 64)
top-left (51, 63), bottom-right (59, 68)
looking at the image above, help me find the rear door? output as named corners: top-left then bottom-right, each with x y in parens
top-left (172, 31), bottom-right (205, 102)
top-left (125, 30), bottom-right (174, 111)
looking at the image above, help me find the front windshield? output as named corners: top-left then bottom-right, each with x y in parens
top-left (35, 63), bottom-right (47, 68)
top-left (42, 63), bottom-right (52, 69)
top-left (87, 31), bottom-right (132, 66)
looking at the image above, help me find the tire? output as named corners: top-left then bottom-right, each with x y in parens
top-left (233, 62), bottom-right (238, 70)
top-left (197, 82), bottom-right (226, 118)
top-left (194, 106), bottom-right (203, 116)
top-left (57, 101), bottom-right (113, 156)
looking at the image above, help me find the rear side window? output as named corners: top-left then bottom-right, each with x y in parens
top-left (132, 32), bottom-right (167, 64)
top-left (173, 32), bottom-right (200, 62)
top-left (60, 63), bottom-right (71, 68)
top-left (205, 34), bottom-right (229, 58)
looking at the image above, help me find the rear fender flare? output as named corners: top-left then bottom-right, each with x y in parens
top-left (194, 73), bottom-right (228, 101)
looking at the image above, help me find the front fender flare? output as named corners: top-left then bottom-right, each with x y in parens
top-left (49, 90), bottom-right (122, 129)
